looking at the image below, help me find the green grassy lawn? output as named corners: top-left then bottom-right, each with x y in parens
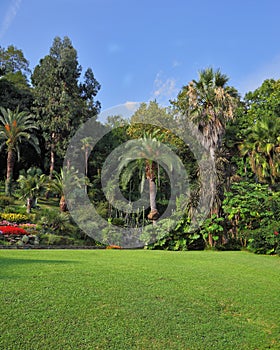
top-left (0, 250), bottom-right (279, 350)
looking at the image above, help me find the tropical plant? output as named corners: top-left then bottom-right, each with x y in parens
top-left (116, 136), bottom-right (160, 222)
top-left (118, 131), bottom-right (183, 223)
top-left (38, 210), bottom-right (70, 235)
top-left (222, 181), bottom-right (280, 248)
top-left (17, 167), bottom-right (47, 213)
top-left (48, 167), bottom-right (89, 212)
top-left (172, 68), bottom-right (239, 245)
top-left (239, 116), bottom-right (280, 185)
top-left (173, 67), bottom-right (238, 160)
top-left (0, 107), bottom-right (40, 195)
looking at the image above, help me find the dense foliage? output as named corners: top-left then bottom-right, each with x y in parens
top-left (0, 37), bottom-right (279, 254)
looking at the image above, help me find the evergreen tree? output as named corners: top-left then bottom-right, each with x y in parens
top-left (32, 36), bottom-right (100, 176)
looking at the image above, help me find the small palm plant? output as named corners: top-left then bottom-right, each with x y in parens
top-left (48, 167), bottom-right (90, 212)
top-left (17, 167), bottom-right (47, 213)
top-left (47, 169), bottom-right (69, 212)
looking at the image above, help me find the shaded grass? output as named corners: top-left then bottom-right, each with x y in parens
top-left (0, 250), bottom-right (279, 349)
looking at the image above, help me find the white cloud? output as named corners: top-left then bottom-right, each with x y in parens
top-left (238, 54), bottom-right (280, 95)
top-left (0, 0), bottom-right (22, 39)
top-left (151, 72), bottom-right (179, 106)
top-left (98, 101), bottom-right (141, 123)
top-left (124, 101), bottom-right (139, 111)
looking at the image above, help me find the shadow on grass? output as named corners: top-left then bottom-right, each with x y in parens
top-left (0, 257), bottom-right (79, 279)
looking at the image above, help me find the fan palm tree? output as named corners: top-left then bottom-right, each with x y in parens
top-left (0, 107), bottom-right (40, 195)
top-left (173, 68), bottom-right (239, 246)
top-left (178, 67), bottom-right (238, 160)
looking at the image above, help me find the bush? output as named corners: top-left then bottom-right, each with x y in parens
top-left (37, 210), bottom-right (70, 235)
top-left (247, 223), bottom-right (279, 255)
top-left (0, 196), bottom-right (14, 208)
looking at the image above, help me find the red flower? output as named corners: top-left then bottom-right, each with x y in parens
top-left (274, 231), bottom-right (279, 236)
top-left (0, 226), bottom-right (27, 235)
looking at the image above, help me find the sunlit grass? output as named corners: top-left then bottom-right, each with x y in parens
top-left (0, 250), bottom-right (279, 349)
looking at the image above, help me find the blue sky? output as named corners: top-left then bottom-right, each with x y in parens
top-left (1, 0), bottom-right (280, 116)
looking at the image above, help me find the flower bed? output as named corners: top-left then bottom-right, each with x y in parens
top-left (0, 221), bottom-right (38, 246)
top-left (0, 226), bottom-right (28, 235)
top-left (0, 213), bottom-right (29, 223)
top-left (0, 213), bottom-right (35, 223)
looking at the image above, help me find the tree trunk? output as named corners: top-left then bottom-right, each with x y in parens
top-left (46, 138), bottom-right (55, 200)
top-left (49, 131), bottom-right (58, 178)
top-left (146, 160), bottom-right (159, 222)
top-left (5, 149), bottom-right (15, 196)
top-left (26, 197), bottom-right (32, 214)
top-left (60, 195), bottom-right (68, 212)
top-left (50, 148), bottom-right (55, 179)
top-left (147, 178), bottom-right (159, 221)
top-left (85, 147), bottom-right (88, 194)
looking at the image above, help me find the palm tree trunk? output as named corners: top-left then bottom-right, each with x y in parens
top-left (26, 197), bottom-right (32, 214)
top-left (146, 160), bottom-right (159, 222)
top-left (5, 149), bottom-right (15, 196)
top-left (59, 195), bottom-right (67, 212)
top-left (147, 178), bottom-right (159, 222)
top-left (149, 178), bottom-right (157, 211)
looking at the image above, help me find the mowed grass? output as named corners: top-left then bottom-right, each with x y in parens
top-left (0, 250), bottom-right (279, 350)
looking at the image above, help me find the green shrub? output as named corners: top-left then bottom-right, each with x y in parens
top-left (247, 223), bottom-right (279, 255)
top-left (37, 210), bottom-right (70, 234)
top-left (0, 239), bottom-right (10, 246)
top-left (111, 217), bottom-right (125, 226)
top-left (0, 196), bottom-right (14, 208)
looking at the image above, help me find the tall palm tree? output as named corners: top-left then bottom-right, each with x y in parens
top-left (173, 68), bottom-right (239, 246)
top-left (0, 107), bottom-right (40, 195)
top-left (239, 116), bottom-right (280, 185)
top-left (118, 132), bottom-right (183, 223)
top-left (179, 67), bottom-right (238, 160)
top-left (118, 137), bottom-right (159, 222)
